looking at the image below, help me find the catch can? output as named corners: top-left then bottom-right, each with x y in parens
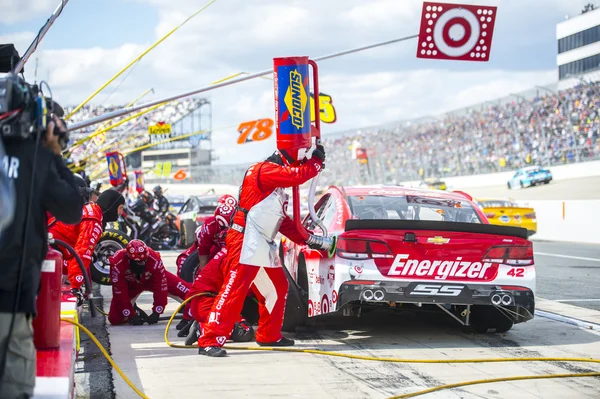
top-left (33, 245), bottom-right (63, 349)
top-left (273, 57), bottom-right (313, 159)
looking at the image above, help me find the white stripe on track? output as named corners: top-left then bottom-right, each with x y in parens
top-left (554, 299), bottom-right (600, 302)
top-left (534, 252), bottom-right (600, 262)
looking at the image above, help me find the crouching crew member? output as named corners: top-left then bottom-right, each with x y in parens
top-left (108, 239), bottom-right (192, 325)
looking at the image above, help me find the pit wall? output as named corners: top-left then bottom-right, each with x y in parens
top-left (516, 200), bottom-right (600, 244)
top-left (400, 160), bottom-right (600, 189)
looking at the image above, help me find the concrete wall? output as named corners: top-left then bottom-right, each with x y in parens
top-left (517, 200), bottom-right (600, 244)
top-left (400, 159), bottom-right (600, 189)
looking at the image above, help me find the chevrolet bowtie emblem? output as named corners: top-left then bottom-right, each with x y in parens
top-left (427, 236), bottom-right (450, 245)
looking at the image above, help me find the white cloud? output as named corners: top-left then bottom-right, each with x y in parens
top-left (1, 0), bottom-right (588, 165)
top-left (0, 0), bottom-right (57, 24)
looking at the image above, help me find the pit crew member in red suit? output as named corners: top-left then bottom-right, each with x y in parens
top-left (48, 179), bottom-right (125, 305)
top-left (107, 239), bottom-right (192, 325)
top-left (182, 247), bottom-right (255, 344)
top-left (175, 196), bottom-right (237, 334)
top-left (175, 194), bottom-right (238, 277)
top-left (197, 144), bottom-right (329, 357)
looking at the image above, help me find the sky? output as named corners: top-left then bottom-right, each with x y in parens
top-left (0, 0), bottom-right (594, 165)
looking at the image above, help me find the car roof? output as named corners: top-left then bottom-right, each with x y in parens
top-left (339, 185), bottom-right (472, 201)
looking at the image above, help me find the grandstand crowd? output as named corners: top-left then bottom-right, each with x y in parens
top-left (320, 81), bottom-right (600, 185)
top-left (63, 81), bottom-right (600, 186)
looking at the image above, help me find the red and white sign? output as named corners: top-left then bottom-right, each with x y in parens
top-left (416, 2), bottom-right (497, 62)
top-left (385, 254), bottom-right (498, 281)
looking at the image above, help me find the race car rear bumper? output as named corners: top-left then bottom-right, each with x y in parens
top-left (337, 280), bottom-right (535, 323)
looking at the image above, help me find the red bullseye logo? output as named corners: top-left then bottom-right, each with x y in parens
top-left (416, 2), bottom-right (497, 62)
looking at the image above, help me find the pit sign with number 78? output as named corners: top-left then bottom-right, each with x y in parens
top-left (236, 93), bottom-right (337, 144)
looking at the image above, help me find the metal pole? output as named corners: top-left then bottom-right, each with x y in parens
top-left (12, 0), bottom-right (70, 74)
top-left (68, 33), bottom-right (419, 132)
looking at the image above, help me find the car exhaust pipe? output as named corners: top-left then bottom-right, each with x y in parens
top-left (501, 294), bottom-right (513, 306)
top-left (491, 294), bottom-right (502, 305)
top-left (373, 290), bottom-right (385, 301)
top-left (362, 290), bottom-right (374, 300)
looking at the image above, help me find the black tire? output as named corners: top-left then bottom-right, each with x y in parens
top-left (91, 229), bottom-right (131, 285)
top-left (507, 182), bottom-right (511, 189)
top-left (520, 181), bottom-right (524, 189)
top-left (469, 305), bottom-right (514, 333)
top-left (282, 255), bottom-right (308, 332)
top-left (179, 220), bottom-right (196, 248)
top-left (180, 249), bottom-right (199, 283)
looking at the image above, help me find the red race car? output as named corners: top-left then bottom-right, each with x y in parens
top-left (280, 185), bottom-right (535, 333)
top-left (176, 195), bottom-right (221, 247)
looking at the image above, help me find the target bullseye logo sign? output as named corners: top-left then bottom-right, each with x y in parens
top-left (416, 2), bottom-right (497, 62)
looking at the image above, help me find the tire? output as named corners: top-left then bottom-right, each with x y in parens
top-left (91, 229), bottom-right (131, 285)
top-left (469, 305), bottom-right (514, 333)
top-left (179, 220), bottom-right (196, 248)
top-left (520, 181), bottom-right (524, 189)
top-left (180, 249), bottom-right (199, 283)
top-left (282, 255), bottom-right (308, 332)
top-left (507, 182), bottom-right (511, 190)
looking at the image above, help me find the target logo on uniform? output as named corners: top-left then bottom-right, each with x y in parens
top-left (416, 2), bottom-right (497, 62)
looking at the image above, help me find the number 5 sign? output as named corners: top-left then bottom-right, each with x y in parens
top-left (310, 93), bottom-right (337, 124)
top-left (416, 2), bottom-right (497, 62)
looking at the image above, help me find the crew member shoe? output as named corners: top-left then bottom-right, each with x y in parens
top-left (198, 346), bottom-right (227, 357)
top-left (176, 317), bottom-right (190, 331)
top-left (185, 321), bottom-right (200, 346)
top-left (177, 319), bottom-right (195, 337)
top-left (256, 336), bottom-right (295, 347)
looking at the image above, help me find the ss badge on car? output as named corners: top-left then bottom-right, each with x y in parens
top-left (408, 284), bottom-right (464, 296)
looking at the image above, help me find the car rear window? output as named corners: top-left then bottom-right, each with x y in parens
top-left (348, 195), bottom-right (482, 223)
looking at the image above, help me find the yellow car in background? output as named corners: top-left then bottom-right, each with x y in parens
top-left (475, 198), bottom-right (537, 236)
top-left (419, 178), bottom-right (447, 190)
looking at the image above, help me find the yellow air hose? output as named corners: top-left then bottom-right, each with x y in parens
top-left (58, 293), bottom-right (600, 399)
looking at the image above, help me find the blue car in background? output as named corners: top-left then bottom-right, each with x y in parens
top-left (507, 166), bottom-right (553, 189)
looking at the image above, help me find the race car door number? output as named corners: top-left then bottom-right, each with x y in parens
top-left (407, 284), bottom-right (465, 297)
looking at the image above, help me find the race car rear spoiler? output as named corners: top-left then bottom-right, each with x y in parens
top-left (344, 220), bottom-right (529, 239)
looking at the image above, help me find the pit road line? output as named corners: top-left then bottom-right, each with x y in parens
top-left (554, 299), bottom-right (600, 302)
top-left (534, 252), bottom-right (600, 262)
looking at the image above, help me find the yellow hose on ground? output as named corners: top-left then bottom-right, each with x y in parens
top-left (60, 294), bottom-right (600, 399)
top-left (388, 372), bottom-right (600, 398)
top-left (164, 294), bottom-right (600, 398)
top-left (61, 318), bottom-right (150, 399)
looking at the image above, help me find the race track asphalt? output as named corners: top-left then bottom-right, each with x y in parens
top-left (456, 175), bottom-right (600, 200)
top-left (534, 240), bottom-right (600, 311)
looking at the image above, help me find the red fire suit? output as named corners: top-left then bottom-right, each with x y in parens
top-left (186, 248), bottom-right (245, 325)
top-left (197, 158), bottom-right (321, 347)
top-left (48, 203), bottom-right (103, 289)
top-left (108, 247), bottom-right (192, 325)
top-left (176, 216), bottom-right (224, 277)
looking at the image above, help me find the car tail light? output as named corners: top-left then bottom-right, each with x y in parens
top-left (336, 238), bottom-right (394, 260)
top-left (524, 213), bottom-right (536, 219)
top-left (483, 245), bottom-right (534, 266)
top-left (484, 212), bottom-right (496, 218)
top-left (500, 285), bottom-right (530, 291)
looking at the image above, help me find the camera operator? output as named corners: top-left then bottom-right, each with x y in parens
top-left (0, 99), bottom-right (84, 399)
